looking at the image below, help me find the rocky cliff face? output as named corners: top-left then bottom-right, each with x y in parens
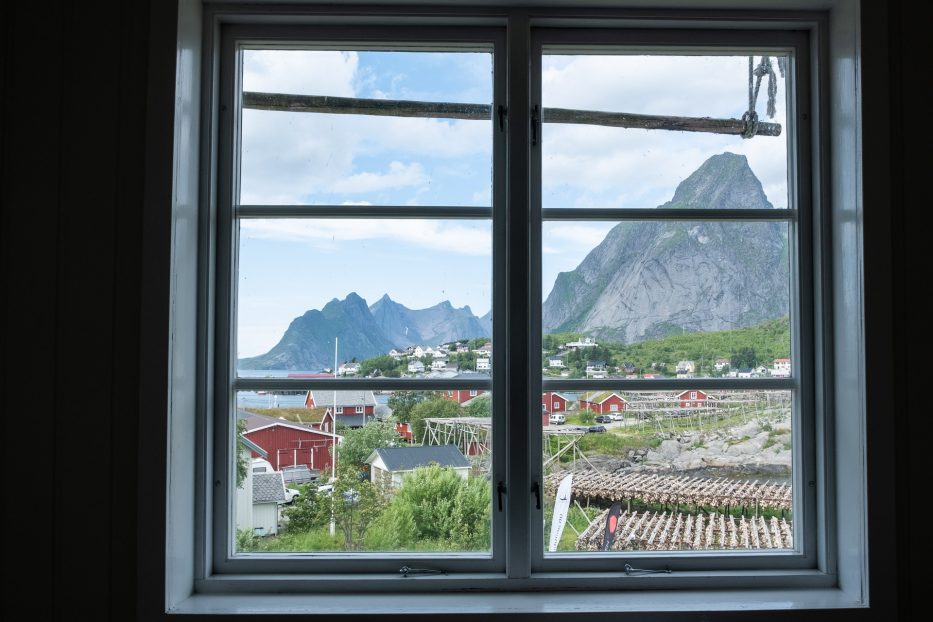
top-left (542, 153), bottom-right (789, 341)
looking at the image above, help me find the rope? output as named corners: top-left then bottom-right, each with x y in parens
top-left (743, 55), bottom-right (781, 139)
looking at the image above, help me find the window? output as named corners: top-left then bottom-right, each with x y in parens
top-left (164, 2), bottom-right (871, 612)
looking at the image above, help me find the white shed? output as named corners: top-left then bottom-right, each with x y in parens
top-left (366, 444), bottom-right (471, 488)
top-left (251, 471), bottom-right (286, 536)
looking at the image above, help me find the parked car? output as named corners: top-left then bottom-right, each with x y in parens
top-left (281, 464), bottom-right (316, 484)
top-left (608, 412), bottom-right (625, 421)
top-left (594, 414), bottom-right (613, 423)
top-left (282, 487), bottom-right (300, 504)
top-left (549, 413), bottom-right (566, 425)
top-left (587, 425), bottom-right (608, 433)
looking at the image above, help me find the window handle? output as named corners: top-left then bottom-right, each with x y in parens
top-left (532, 481), bottom-right (541, 510)
top-left (531, 105), bottom-right (540, 146)
top-left (497, 481), bottom-right (506, 511)
top-left (497, 104), bottom-right (507, 131)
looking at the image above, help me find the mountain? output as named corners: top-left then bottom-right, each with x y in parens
top-left (370, 295), bottom-right (489, 347)
top-left (239, 294), bottom-right (491, 371)
top-left (542, 152), bottom-right (789, 342)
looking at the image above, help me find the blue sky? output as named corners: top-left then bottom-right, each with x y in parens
top-left (237, 50), bottom-right (789, 357)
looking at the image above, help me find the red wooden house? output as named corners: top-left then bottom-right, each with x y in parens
top-left (305, 390), bottom-right (377, 428)
top-left (240, 410), bottom-right (339, 472)
top-left (541, 391), bottom-right (569, 413)
top-left (395, 421), bottom-right (414, 443)
top-left (579, 391), bottom-right (627, 414)
top-left (442, 389), bottom-right (486, 404)
top-left (677, 389), bottom-right (712, 408)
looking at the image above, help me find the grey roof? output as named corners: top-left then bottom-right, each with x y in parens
top-left (367, 444), bottom-right (470, 472)
top-left (252, 472), bottom-right (286, 504)
top-left (333, 412), bottom-right (369, 428)
top-left (238, 409), bottom-right (317, 432)
top-left (238, 434), bottom-right (268, 458)
top-left (308, 390), bottom-right (377, 407)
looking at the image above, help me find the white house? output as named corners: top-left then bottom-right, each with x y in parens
top-left (585, 360), bottom-right (607, 378)
top-left (433, 349), bottom-right (448, 358)
top-left (714, 358), bottom-right (731, 372)
top-left (338, 362), bottom-right (361, 376)
top-left (251, 471), bottom-right (286, 536)
top-left (407, 360), bottom-right (425, 373)
top-left (676, 360), bottom-right (696, 375)
top-left (476, 357), bottom-right (491, 371)
top-left (548, 356), bottom-right (565, 368)
top-left (366, 444), bottom-right (471, 488)
top-left (430, 359), bottom-right (448, 371)
top-left (565, 337), bottom-right (598, 349)
top-left (234, 435), bottom-right (268, 533)
top-left (772, 358), bottom-right (791, 377)
top-left (473, 342), bottom-right (493, 356)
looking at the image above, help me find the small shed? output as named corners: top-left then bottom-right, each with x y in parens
top-left (252, 471), bottom-right (286, 536)
top-left (366, 444), bottom-right (470, 488)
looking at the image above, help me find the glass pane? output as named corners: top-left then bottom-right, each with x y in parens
top-left (236, 218), bottom-right (492, 374)
top-left (542, 53), bottom-right (790, 211)
top-left (541, 389), bottom-right (793, 553)
top-left (542, 220), bottom-right (791, 380)
top-left (240, 49), bottom-right (493, 206)
top-left (234, 389), bottom-right (493, 553)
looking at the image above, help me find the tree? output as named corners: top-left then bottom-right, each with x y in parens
top-left (332, 465), bottom-right (385, 550)
top-left (282, 483), bottom-right (327, 533)
top-left (359, 354), bottom-right (399, 377)
top-left (235, 418), bottom-right (249, 489)
top-left (731, 347), bottom-right (758, 369)
top-left (369, 465), bottom-right (491, 551)
top-left (387, 390), bottom-right (434, 423)
top-left (336, 421), bottom-right (402, 468)
top-left (465, 392), bottom-right (491, 418)
top-left (408, 397), bottom-right (462, 441)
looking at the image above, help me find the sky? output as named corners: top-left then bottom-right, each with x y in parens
top-left (237, 49), bottom-right (789, 357)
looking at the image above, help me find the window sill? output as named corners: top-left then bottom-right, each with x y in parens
top-left (173, 585), bottom-right (864, 616)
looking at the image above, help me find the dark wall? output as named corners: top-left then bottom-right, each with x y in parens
top-left (0, 1), bottom-right (925, 619)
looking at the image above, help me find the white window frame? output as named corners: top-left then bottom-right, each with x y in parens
top-left (158, 0), bottom-right (873, 615)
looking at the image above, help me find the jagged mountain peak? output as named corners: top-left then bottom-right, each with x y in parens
top-left (542, 152), bottom-right (788, 342)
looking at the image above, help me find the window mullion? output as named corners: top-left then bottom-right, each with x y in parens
top-left (505, 10), bottom-right (532, 580)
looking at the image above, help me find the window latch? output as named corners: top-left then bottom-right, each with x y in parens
top-left (497, 481), bottom-right (506, 511)
top-left (531, 481), bottom-right (542, 510)
top-left (399, 565), bottom-right (447, 577)
top-left (531, 104), bottom-right (540, 146)
top-left (623, 564), bottom-right (672, 576)
top-left (497, 104), bottom-right (507, 131)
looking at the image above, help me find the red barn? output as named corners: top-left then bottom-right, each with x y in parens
top-left (541, 391), bottom-right (569, 413)
top-left (443, 389), bottom-right (486, 404)
top-left (240, 410), bottom-right (339, 472)
top-left (677, 389), bottom-right (711, 408)
top-left (579, 391), bottom-right (627, 414)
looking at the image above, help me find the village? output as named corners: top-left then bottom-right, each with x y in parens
top-left (235, 337), bottom-right (793, 553)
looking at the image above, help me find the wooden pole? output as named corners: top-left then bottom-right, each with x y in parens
top-left (242, 91), bottom-right (782, 137)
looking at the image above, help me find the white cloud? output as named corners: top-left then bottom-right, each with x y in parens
top-left (243, 50), bottom-right (357, 96)
top-left (328, 161), bottom-right (428, 193)
top-left (241, 219), bottom-right (492, 256)
top-left (540, 54), bottom-right (790, 210)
